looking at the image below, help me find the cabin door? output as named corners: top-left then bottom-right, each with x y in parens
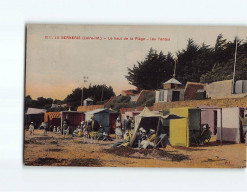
top-left (172, 91), bottom-right (180, 101)
top-left (239, 109), bottom-right (245, 143)
top-left (214, 111), bottom-right (217, 135)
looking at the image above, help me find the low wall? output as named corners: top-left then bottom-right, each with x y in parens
top-left (154, 97), bottom-right (247, 111)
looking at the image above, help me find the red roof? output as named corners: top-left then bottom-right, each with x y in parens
top-left (122, 90), bottom-right (138, 96)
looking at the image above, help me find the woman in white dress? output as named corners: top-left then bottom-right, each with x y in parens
top-left (115, 117), bottom-right (122, 141)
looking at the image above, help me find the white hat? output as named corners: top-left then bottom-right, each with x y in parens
top-left (139, 127), bottom-right (146, 133)
top-left (150, 129), bottom-right (155, 133)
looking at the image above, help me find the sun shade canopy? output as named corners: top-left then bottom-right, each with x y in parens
top-left (129, 107), bottom-right (183, 146)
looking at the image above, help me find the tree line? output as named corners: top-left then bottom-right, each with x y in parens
top-left (126, 34), bottom-right (247, 90)
top-left (25, 84), bottom-right (115, 111)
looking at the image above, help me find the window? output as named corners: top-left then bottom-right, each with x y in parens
top-left (159, 90), bottom-right (164, 102)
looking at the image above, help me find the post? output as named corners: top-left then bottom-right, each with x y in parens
top-left (232, 36), bottom-right (238, 94)
top-left (173, 58), bottom-right (177, 78)
top-left (156, 118), bottom-right (161, 136)
top-left (220, 108), bottom-right (223, 145)
top-left (61, 112), bottom-right (63, 134)
top-left (101, 85), bottom-right (104, 102)
top-left (81, 87), bottom-right (83, 106)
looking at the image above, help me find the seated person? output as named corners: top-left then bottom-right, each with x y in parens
top-left (121, 131), bottom-right (131, 147)
top-left (97, 124), bottom-right (105, 140)
top-left (140, 129), bottom-right (157, 149)
top-left (138, 127), bottom-right (147, 148)
top-left (57, 126), bottom-right (61, 133)
top-left (53, 126), bottom-right (57, 132)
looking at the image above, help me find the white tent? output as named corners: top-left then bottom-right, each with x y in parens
top-left (129, 107), bottom-right (183, 146)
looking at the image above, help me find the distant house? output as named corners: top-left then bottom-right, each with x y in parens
top-left (131, 90), bottom-right (155, 103)
top-left (51, 103), bottom-right (68, 108)
top-left (235, 80), bottom-right (247, 94)
top-left (83, 98), bottom-right (94, 106)
top-left (184, 82), bottom-right (205, 100)
top-left (121, 89), bottom-right (139, 96)
top-left (155, 78), bottom-right (184, 103)
top-left (77, 96), bottom-right (115, 112)
top-left (120, 106), bottom-right (154, 124)
top-left (205, 79), bottom-right (247, 99)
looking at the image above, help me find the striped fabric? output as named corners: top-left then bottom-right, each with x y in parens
top-left (44, 112), bottom-right (61, 122)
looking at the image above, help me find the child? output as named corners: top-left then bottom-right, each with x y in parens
top-left (29, 122), bottom-right (34, 135)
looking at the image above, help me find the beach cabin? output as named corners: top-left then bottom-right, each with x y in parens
top-left (60, 111), bottom-right (85, 131)
top-left (217, 107), bottom-right (246, 143)
top-left (199, 106), bottom-right (219, 136)
top-left (169, 107), bottom-right (201, 147)
top-left (86, 108), bottom-right (119, 134)
top-left (26, 108), bottom-right (47, 128)
top-left (44, 112), bottom-right (61, 130)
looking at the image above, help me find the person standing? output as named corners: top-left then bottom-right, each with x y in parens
top-left (82, 120), bottom-right (89, 144)
top-left (115, 117), bottom-right (122, 141)
top-left (88, 115), bottom-right (99, 144)
top-left (44, 122), bottom-right (48, 135)
top-left (62, 120), bottom-right (69, 136)
top-left (29, 122), bottom-right (34, 135)
top-left (130, 117), bottom-right (135, 137)
top-left (124, 116), bottom-right (131, 134)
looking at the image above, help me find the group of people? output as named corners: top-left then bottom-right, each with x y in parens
top-left (28, 114), bottom-right (168, 149)
top-left (28, 121), bottom-right (49, 135)
top-left (71, 115), bottom-right (112, 144)
top-left (115, 116), bottom-right (135, 141)
top-left (137, 128), bottom-right (157, 149)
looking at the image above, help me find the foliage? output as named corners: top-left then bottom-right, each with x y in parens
top-left (63, 84), bottom-right (115, 106)
top-left (126, 35), bottom-right (247, 87)
top-left (126, 48), bottom-right (174, 90)
top-left (24, 95), bottom-right (55, 111)
top-left (107, 93), bottom-right (155, 112)
top-left (200, 36), bottom-right (247, 83)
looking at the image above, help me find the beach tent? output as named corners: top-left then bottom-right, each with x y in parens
top-left (26, 108), bottom-right (47, 128)
top-left (169, 107), bottom-right (201, 147)
top-left (129, 107), bottom-right (183, 147)
top-left (85, 108), bottom-right (119, 134)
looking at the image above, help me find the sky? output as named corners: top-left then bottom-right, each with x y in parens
top-left (25, 24), bottom-right (247, 100)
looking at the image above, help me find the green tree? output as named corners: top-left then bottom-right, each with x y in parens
top-left (176, 39), bottom-right (214, 84)
top-left (126, 48), bottom-right (175, 90)
top-left (63, 84), bottom-right (115, 106)
top-left (200, 36), bottom-right (247, 83)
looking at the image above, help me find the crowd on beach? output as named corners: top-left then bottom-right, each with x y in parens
top-left (28, 114), bottom-right (165, 149)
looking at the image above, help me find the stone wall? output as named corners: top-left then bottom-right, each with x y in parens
top-left (154, 97), bottom-right (247, 111)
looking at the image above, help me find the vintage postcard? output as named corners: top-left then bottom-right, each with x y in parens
top-left (24, 24), bottom-right (247, 168)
